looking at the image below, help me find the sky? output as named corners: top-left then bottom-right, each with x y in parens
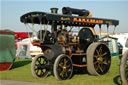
top-left (1, 0), bottom-right (128, 33)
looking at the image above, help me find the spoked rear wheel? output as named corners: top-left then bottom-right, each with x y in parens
top-left (120, 50), bottom-right (128, 85)
top-left (31, 54), bottom-right (49, 78)
top-left (87, 42), bottom-right (111, 75)
top-left (54, 54), bottom-right (73, 80)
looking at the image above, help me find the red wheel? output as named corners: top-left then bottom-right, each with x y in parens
top-left (0, 63), bottom-right (12, 71)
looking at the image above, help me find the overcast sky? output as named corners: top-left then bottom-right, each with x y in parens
top-left (1, 0), bottom-right (128, 33)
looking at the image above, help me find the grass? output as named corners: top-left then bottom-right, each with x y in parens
top-left (0, 57), bottom-right (122, 85)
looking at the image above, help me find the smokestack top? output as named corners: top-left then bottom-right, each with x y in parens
top-left (50, 8), bottom-right (58, 14)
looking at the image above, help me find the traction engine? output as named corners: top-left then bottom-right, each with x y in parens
top-left (20, 7), bottom-right (119, 80)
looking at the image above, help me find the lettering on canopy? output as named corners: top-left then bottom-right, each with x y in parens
top-left (73, 18), bottom-right (103, 24)
top-left (61, 17), bottom-right (70, 21)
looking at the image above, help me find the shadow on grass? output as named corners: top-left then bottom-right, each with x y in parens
top-left (113, 75), bottom-right (122, 85)
top-left (11, 60), bottom-right (31, 69)
top-left (73, 67), bottom-right (89, 75)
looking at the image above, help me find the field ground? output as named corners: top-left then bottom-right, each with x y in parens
top-left (0, 57), bottom-right (122, 85)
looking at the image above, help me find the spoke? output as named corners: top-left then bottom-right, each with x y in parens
top-left (36, 69), bottom-right (39, 74)
top-left (60, 70), bottom-right (64, 77)
top-left (96, 50), bottom-right (100, 56)
top-left (65, 59), bottom-right (69, 65)
top-left (102, 61), bottom-right (108, 65)
top-left (99, 46), bottom-right (102, 55)
top-left (64, 58), bottom-right (67, 66)
top-left (67, 64), bottom-right (71, 68)
top-left (100, 64), bottom-right (104, 72)
top-left (37, 59), bottom-right (41, 65)
top-left (94, 60), bottom-right (99, 64)
top-left (98, 64), bottom-right (103, 72)
top-left (95, 65), bottom-right (99, 71)
top-left (94, 56), bottom-right (98, 59)
top-left (43, 60), bottom-right (46, 65)
top-left (35, 64), bottom-right (38, 66)
top-left (41, 70), bottom-right (44, 75)
top-left (101, 52), bottom-right (107, 57)
top-left (59, 63), bottom-right (63, 68)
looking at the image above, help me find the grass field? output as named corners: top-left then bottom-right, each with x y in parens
top-left (0, 57), bottom-right (122, 85)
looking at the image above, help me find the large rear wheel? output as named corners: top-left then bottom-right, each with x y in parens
top-left (31, 54), bottom-right (49, 78)
top-left (53, 54), bottom-right (73, 80)
top-left (87, 42), bottom-right (111, 75)
top-left (120, 50), bottom-right (128, 85)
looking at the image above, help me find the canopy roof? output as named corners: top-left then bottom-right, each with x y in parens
top-left (20, 11), bottom-right (119, 27)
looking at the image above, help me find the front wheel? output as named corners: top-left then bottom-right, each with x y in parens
top-left (53, 54), bottom-right (73, 80)
top-left (31, 54), bottom-right (49, 78)
top-left (120, 50), bottom-right (128, 85)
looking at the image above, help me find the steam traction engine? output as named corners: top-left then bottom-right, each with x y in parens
top-left (20, 7), bottom-right (119, 80)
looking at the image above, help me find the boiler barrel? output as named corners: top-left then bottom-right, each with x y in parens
top-left (62, 7), bottom-right (90, 16)
top-left (43, 45), bottom-right (63, 60)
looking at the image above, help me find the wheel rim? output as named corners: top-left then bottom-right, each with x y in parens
top-left (120, 51), bottom-right (128, 85)
top-left (125, 63), bottom-right (128, 82)
top-left (34, 56), bottom-right (48, 78)
top-left (93, 44), bottom-right (111, 74)
top-left (57, 56), bottom-right (72, 80)
top-left (0, 63), bottom-right (12, 71)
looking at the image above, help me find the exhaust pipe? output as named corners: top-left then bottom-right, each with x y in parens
top-left (62, 7), bottom-right (90, 16)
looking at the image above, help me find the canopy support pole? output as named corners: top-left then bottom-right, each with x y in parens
top-left (42, 23), bottom-right (49, 43)
top-left (40, 21), bottom-right (43, 43)
top-left (107, 24), bottom-right (109, 41)
top-left (25, 23), bottom-right (32, 43)
top-left (99, 24), bottom-right (102, 37)
top-left (113, 26), bottom-right (116, 35)
top-left (32, 23), bottom-right (34, 41)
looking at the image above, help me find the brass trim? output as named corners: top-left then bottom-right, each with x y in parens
top-left (72, 64), bottom-right (87, 67)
